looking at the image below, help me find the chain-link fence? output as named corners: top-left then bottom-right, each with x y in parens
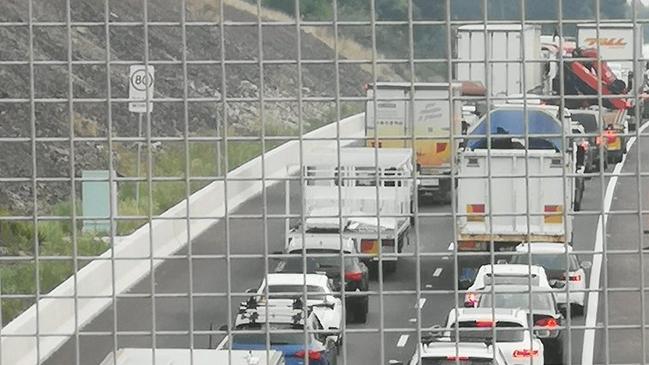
top-left (1, 0), bottom-right (649, 364)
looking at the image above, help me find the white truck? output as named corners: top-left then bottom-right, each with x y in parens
top-left (287, 147), bottom-right (414, 274)
top-left (364, 82), bottom-right (463, 201)
top-left (577, 23), bottom-right (643, 80)
top-left (99, 348), bottom-right (285, 365)
top-left (455, 106), bottom-right (577, 287)
top-left (455, 24), bottom-right (544, 96)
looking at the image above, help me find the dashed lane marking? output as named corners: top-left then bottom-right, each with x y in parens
top-left (396, 334), bottom-right (409, 348)
top-left (433, 267), bottom-right (443, 277)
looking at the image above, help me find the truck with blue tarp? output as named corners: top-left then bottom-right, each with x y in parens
top-left (454, 106), bottom-right (580, 288)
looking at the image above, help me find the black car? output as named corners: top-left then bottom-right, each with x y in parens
top-left (275, 247), bottom-right (370, 323)
top-left (477, 284), bottom-right (564, 364)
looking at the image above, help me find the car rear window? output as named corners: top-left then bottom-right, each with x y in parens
top-left (450, 321), bottom-right (525, 342)
top-left (267, 284), bottom-right (326, 300)
top-left (572, 113), bottom-right (598, 132)
top-left (422, 359), bottom-right (493, 364)
top-left (478, 291), bottom-right (555, 312)
top-left (483, 274), bottom-right (540, 286)
top-left (510, 253), bottom-right (579, 271)
top-left (232, 323), bottom-right (308, 345)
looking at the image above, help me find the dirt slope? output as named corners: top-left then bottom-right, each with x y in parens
top-left (0, 0), bottom-right (375, 213)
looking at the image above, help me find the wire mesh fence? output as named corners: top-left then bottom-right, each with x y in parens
top-left (1, 0), bottom-right (649, 364)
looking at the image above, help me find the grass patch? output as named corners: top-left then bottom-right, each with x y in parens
top-left (0, 210), bottom-right (109, 324)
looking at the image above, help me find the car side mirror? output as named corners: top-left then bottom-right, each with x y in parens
top-left (549, 280), bottom-right (566, 289)
top-left (581, 261), bottom-right (592, 270)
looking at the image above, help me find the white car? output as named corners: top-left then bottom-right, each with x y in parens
top-left (464, 264), bottom-right (551, 307)
top-left (510, 243), bottom-right (591, 315)
top-left (251, 273), bottom-right (343, 331)
top-left (397, 339), bottom-right (509, 365)
top-left (444, 308), bottom-right (544, 365)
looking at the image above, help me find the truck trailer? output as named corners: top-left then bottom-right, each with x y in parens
top-left (364, 82), bottom-right (463, 201)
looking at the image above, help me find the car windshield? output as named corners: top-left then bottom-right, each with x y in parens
top-left (572, 113), bottom-right (599, 133)
top-left (232, 323), bottom-right (309, 345)
top-left (266, 284), bottom-right (326, 300)
top-left (422, 359), bottom-right (493, 364)
top-left (450, 321), bottom-right (525, 342)
top-left (478, 291), bottom-right (555, 312)
top-left (510, 253), bottom-right (578, 271)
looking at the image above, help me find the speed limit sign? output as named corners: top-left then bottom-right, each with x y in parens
top-left (128, 65), bottom-right (155, 113)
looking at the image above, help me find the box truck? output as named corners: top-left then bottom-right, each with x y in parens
top-left (455, 106), bottom-right (578, 287)
top-left (455, 24), bottom-right (544, 96)
top-left (577, 23), bottom-right (643, 77)
top-left (364, 82), bottom-right (462, 201)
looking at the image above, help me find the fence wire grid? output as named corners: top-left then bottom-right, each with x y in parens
top-left (1, 0), bottom-right (649, 364)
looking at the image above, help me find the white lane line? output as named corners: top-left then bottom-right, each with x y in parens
top-left (396, 334), bottom-right (409, 348)
top-left (433, 267), bottom-right (443, 277)
top-left (415, 298), bottom-right (426, 309)
top-left (409, 318), bottom-right (417, 323)
top-left (582, 123), bottom-right (649, 365)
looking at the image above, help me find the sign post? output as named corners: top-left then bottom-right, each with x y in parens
top-left (128, 65), bottom-right (155, 209)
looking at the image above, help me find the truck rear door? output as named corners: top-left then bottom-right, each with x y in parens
top-left (365, 87), bottom-right (408, 148)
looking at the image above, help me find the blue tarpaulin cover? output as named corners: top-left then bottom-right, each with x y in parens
top-left (468, 109), bottom-right (564, 151)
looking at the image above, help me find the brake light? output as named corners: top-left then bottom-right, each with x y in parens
top-left (294, 350), bottom-right (322, 360)
top-left (369, 140), bottom-right (383, 148)
top-left (361, 239), bottom-right (377, 253)
top-left (345, 272), bottom-right (363, 282)
top-left (447, 356), bottom-right (469, 360)
top-left (436, 142), bottom-right (447, 153)
top-left (544, 205), bottom-right (563, 224)
top-left (466, 204), bottom-right (485, 222)
top-left (606, 131), bottom-right (617, 144)
top-left (535, 317), bottom-right (558, 328)
top-left (564, 274), bottom-right (581, 282)
top-left (579, 141), bottom-right (589, 149)
top-left (513, 349), bottom-right (539, 358)
top-left (475, 320), bottom-right (493, 327)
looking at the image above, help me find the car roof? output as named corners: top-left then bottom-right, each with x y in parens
top-left (478, 263), bottom-right (546, 276)
top-left (478, 284), bottom-right (554, 293)
top-left (287, 235), bottom-right (356, 253)
top-left (421, 341), bottom-right (495, 359)
top-left (515, 243), bottom-right (573, 254)
top-left (447, 308), bottom-right (529, 327)
top-left (264, 273), bottom-right (329, 288)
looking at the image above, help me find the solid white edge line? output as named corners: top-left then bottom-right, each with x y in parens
top-left (433, 268), bottom-right (443, 277)
top-left (581, 123), bottom-right (649, 365)
top-left (397, 334), bottom-right (409, 348)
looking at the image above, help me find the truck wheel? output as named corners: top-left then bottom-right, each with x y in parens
top-left (574, 193), bottom-right (582, 212)
top-left (410, 201), bottom-right (415, 226)
top-left (354, 302), bottom-right (368, 324)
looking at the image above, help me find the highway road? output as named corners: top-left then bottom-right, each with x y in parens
top-left (45, 133), bottom-right (649, 365)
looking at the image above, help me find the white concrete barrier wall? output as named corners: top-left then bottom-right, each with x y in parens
top-left (0, 113), bottom-right (366, 365)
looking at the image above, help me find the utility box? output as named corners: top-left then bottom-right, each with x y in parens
top-left (81, 170), bottom-right (117, 234)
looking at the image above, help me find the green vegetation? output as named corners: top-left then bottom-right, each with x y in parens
top-left (0, 208), bottom-right (109, 324)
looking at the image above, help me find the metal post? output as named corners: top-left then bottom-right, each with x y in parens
top-left (136, 112), bottom-right (143, 209)
top-left (285, 166), bottom-right (290, 240)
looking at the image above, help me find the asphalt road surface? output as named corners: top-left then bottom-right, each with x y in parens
top-left (45, 134), bottom-right (649, 365)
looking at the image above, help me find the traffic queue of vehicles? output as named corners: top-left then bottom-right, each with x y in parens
top-left (97, 22), bottom-right (637, 365)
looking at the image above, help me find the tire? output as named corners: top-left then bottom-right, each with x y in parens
top-left (354, 301), bottom-right (368, 324)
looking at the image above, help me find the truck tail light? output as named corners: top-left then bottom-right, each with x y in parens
top-left (294, 350), bottom-right (322, 361)
top-left (436, 142), bottom-right (447, 153)
top-left (544, 205), bottom-right (563, 224)
top-left (535, 317), bottom-right (558, 328)
top-left (513, 349), bottom-right (539, 358)
top-left (464, 292), bottom-right (478, 307)
top-left (466, 204), bottom-right (485, 222)
top-left (345, 272), bottom-right (363, 282)
top-left (579, 141), bottom-right (589, 149)
top-left (369, 140), bottom-right (383, 148)
top-left (361, 239), bottom-right (378, 254)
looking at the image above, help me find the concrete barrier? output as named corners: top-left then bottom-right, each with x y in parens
top-left (0, 113), bottom-right (366, 365)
